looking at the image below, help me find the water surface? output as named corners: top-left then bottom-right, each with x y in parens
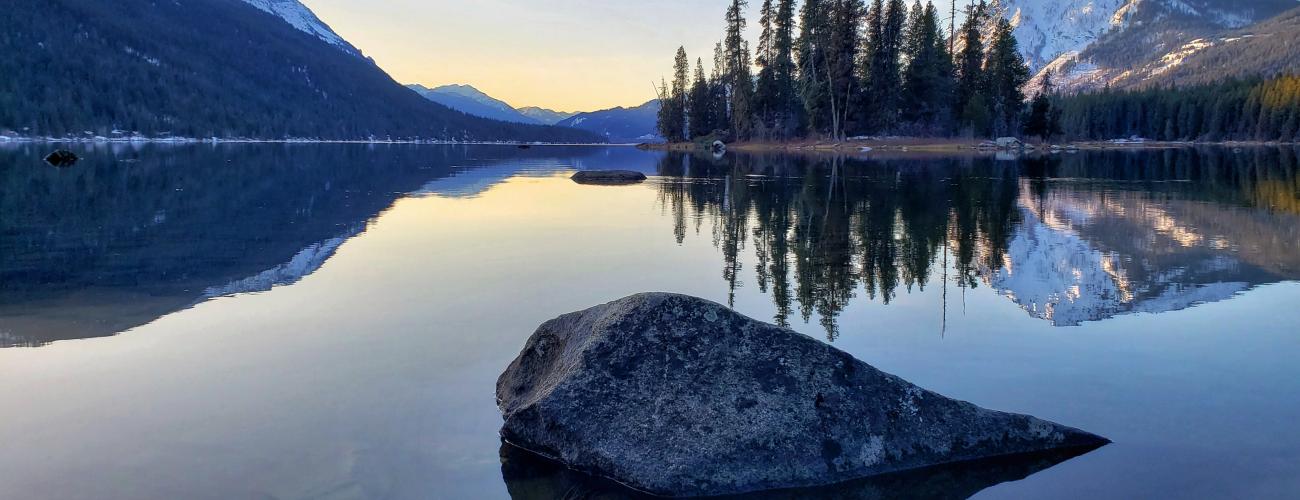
top-left (1, 144), bottom-right (1298, 499)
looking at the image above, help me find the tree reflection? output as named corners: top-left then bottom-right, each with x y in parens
top-left (656, 147), bottom-right (1300, 339)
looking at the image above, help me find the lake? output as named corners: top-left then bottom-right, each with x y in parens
top-left (1, 143), bottom-right (1298, 499)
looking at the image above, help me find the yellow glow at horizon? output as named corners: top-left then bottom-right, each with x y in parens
top-left (298, 0), bottom-right (761, 112)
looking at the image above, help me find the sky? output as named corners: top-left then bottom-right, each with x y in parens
top-left (301, 0), bottom-right (764, 112)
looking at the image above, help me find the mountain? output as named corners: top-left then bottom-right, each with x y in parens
top-left (985, 0), bottom-right (1300, 93)
top-left (1116, 6), bottom-right (1300, 88)
top-left (241, 0), bottom-right (362, 57)
top-left (518, 107), bottom-right (579, 125)
top-left (408, 84), bottom-right (542, 124)
top-left (0, 0), bottom-right (600, 142)
top-left (556, 100), bottom-right (663, 143)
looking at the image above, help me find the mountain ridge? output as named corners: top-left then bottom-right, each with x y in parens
top-left (407, 84), bottom-right (541, 124)
top-left (988, 0), bottom-right (1300, 93)
top-left (557, 100), bottom-right (662, 143)
top-left (0, 0), bottom-right (600, 142)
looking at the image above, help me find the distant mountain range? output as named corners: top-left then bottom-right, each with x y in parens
top-left (518, 107), bottom-right (578, 125)
top-left (408, 83), bottom-right (662, 142)
top-left (407, 84), bottom-right (540, 124)
top-left (557, 100), bottom-right (662, 143)
top-left (0, 0), bottom-right (600, 142)
top-left (989, 0), bottom-right (1300, 93)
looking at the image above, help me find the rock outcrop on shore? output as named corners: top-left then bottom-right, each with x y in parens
top-left (496, 293), bottom-right (1108, 497)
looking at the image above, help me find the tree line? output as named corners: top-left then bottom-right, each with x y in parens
top-left (656, 0), bottom-right (1034, 142)
top-left (1056, 75), bottom-right (1300, 142)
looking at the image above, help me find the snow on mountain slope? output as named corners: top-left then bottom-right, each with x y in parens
top-left (241, 0), bottom-right (362, 56)
top-left (988, 0), bottom-right (1299, 93)
top-left (989, 0), bottom-right (1135, 72)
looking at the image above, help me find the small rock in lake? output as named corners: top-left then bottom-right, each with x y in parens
top-left (44, 150), bottom-right (79, 167)
top-left (497, 293), bottom-right (1108, 497)
top-left (570, 170), bottom-right (647, 185)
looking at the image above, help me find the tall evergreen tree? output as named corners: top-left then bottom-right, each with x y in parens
top-left (711, 42), bottom-right (731, 133)
top-left (688, 59), bottom-right (713, 138)
top-left (827, 0), bottom-right (865, 139)
top-left (656, 48), bottom-right (690, 142)
top-left (754, 0), bottom-right (802, 138)
top-left (668, 47), bottom-right (691, 142)
top-left (954, 1), bottom-right (988, 134)
top-left (771, 0), bottom-right (801, 137)
top-left (754, 0), bottom-right (779, 135)
top-left (797, 0), bottom-right (833, 136)
top-left (864, 0), bottom-right (907, 133)
top-left (1024, 69), bottom-right (1062, 142)
top-left (984, 17), bottom-right (1030, 136)
top-left (725, 0), bottom-right (756, 140)
top-left (901, 1), bottom-right (953, 133)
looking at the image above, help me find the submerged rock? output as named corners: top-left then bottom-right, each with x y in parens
top-left (570, 170), bottom-right (647, 185)
top-left (497, 293), bottom-right (1108, 497)
top-left (44, 149), bottom-right (79, 167)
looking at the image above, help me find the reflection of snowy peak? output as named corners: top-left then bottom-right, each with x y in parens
top-left (203, 225), bottom-right (363, 298)
top-left (241, 0), bottom-right (362, 56)
top-left (982, 183), bottom-right (1285, 326)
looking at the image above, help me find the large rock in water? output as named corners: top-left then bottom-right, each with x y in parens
top-left (497, 293), bottom-right (1108, 497)
top-left (570, 170), bottom-right (647, 185)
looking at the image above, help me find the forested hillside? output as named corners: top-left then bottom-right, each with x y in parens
top-left (1138, 7), bottom-right (1300, 88)
top-left (0, 0), bottom-right (600, 142)
top-left (1057, 76), bottom-right (1300, 142)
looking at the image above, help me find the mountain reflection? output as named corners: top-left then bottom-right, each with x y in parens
top-left (655, 148), bottom-right (1300, 338)
top-left (0, 143), bottom-right (657, 347)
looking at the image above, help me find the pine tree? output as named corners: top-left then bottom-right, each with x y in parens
top-left (711, 42), bottom-right (731, 134)
top-left (771, 0), bottom-right (801, 137)
top-left (725, 0), bottom-right (756, 140)
top-left (688, 59), bottom-right (713, 139)
top-left (901, 1), bottom-right (953, 132)
top-left (864, 0), bottom-right (906, 133)
top-left (798, 0), bottom-right (832, 136)
top-left (984, 17), bottom-right (1030, 136)
top-left (954, 1), bottom-right (988, 135)
top-left (825, 0), bottom-right (865, 139)
top-left (754, 0), bottom-right (778, 135)
top-left (669, 47), bottom-right (690, 142)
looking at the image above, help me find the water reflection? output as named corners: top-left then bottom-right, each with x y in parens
top-left (500, 442), bottom-right (1104, 500)
top-left (655, 149), bottom-right (1300, 338)
top-left (0, 143), bottom-right (660, 347)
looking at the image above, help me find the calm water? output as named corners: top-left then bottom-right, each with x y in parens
top-left (1, 144), bottom-right (1298, 499)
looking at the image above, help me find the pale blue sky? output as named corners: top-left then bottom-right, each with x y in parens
top-left (301, 0), bottom-right (763, 111)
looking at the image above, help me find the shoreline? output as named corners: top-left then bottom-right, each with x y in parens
top-left (642, 138), bottom-right (1300, 154)
top-left (0, 136), bottom-right (616, 147)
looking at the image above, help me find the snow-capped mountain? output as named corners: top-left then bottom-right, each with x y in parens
top-left (241, 0), bottom-right (362, 56)
top-left (987, 0), bottom-right (1300, 93)
top-left (987, 0), bottom-right (1133, 73)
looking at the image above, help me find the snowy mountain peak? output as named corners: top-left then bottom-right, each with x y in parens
top-left (989, 0), bottom-right (1299, 93)
top-left (241, 0), bottom-right (361, 56)
top-left (989, 0), bottom-right (1135, 72)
